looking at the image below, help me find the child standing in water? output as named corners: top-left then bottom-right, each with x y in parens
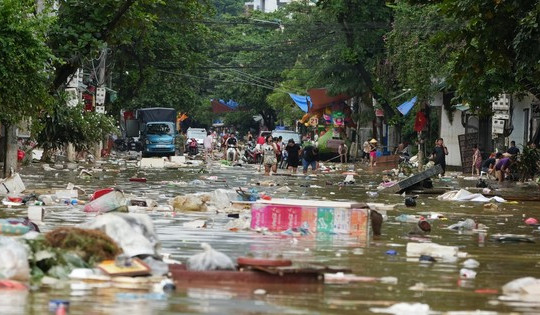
top-left (472, 144), bottom-right (482, 176)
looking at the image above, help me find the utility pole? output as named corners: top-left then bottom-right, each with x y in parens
top-left (93, 46), bottom-right (108, 161)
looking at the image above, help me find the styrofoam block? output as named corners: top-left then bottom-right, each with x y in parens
top-left (28, 206), bottom-right (44, 222)
top-left (0, 173), bottom-right (25, 195)
top-left (406, 242), bottom-right (458, 258)
top-left (139, 158), bottom-right (165, 169)
top-left (55, 189), bottom-right (78, 199)
top-left (170, 156), bottom-right (186, 164)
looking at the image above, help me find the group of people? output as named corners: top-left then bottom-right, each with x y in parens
top-left (428, 138), bottom-right (520, 183)
top-left (259, 135), bottom-right (319, 176)
top-left (474, 140), bottom-right (522, 183)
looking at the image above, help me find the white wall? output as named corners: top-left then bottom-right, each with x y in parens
top-left (509, 94), bottom-right (536, 148)
top-left (246, 0), bottom-right (294, 12)
top-left (264, 0), bottom-right (278, 12)
top-left (439, 108), bottom-right (466, 167)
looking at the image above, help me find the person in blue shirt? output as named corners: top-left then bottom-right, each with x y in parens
top-left (507, 141), bottom-right (520, 156)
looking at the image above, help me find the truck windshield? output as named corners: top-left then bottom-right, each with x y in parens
top-left (147, 123), bottom-right (172, 135)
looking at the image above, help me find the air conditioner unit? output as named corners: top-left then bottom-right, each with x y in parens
top-left (492, 119), bottom-right (505, 134)
top-left (96, 87), bottom-right (106, 105)
top-left (493, 112), bottom-right (510, 120)
top-left (492, 94), bottom-right (510, 111)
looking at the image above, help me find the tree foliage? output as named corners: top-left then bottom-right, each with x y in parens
top-left (208, 10), bottom-right (295, 129)
top-left (36, 96), bottom-right (116, 156)
top-left (0, 0), bottom-right (54, 125)
top-left (387, 0), bottom-right (540, 114)
top-left (386, 3), bottom-right (451, 101)
top-left (108, 0), bottom-right (214, 123)
top-left (438, 0), bottom-right (540, 106)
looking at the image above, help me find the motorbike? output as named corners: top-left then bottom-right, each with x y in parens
top-left (114, 138), bottom-right (127, 152)
top-left (227, 145), bottom-right (238, 162)
top-left (243, 142), bottom-right (261, 164)
top-left (188, 138), bottom-right (199, 156)
top-left (114, 138), bottom-right (141, 152)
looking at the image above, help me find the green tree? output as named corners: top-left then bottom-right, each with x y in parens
top-left (386, 3), bottom-right (451, 101)
top-left (36, 98), bottom-right (116, 162)
top-left (108, 0), bottom-right (213, 123)
top-left (36, 0), bottom-right (214, 155)
top-left (208, 11), bottom-right (296, 130)
top-left (0, 0), bottom-right (54, 176)
top-left (48, 0), bottom-right (143, 91)
top-left (392, 0), bottom-right (540, 113)
top-left (283, 0), bottom-right (395, 115)
top-left (213, 0), bottom-right (245, 16)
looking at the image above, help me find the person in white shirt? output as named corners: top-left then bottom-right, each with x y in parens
top-left (203, 131), bottom-right (213, 162)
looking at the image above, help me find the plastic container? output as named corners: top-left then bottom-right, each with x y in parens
top-left (406, 242), bottom-right (459, 258)
top-left (90, 188), bottom-right (115, 201)
top-left (48, 300), bottom-right (69, 312)
top-left (84, 190), bottom-right (126, 213)
top-left (460, 268), bottom-right (477, 279)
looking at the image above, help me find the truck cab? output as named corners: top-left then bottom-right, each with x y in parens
top-left (137, 108), bottom-right (177, 157)
top-left (141, 121), bottom-right (176, 157)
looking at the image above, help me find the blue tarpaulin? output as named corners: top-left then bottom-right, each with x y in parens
top-left (397, 96), bottom-right (417, 116)
top-left (218, 99), bottom-right (239, 110)
top-left (288, 93), bottom-right (311, 113)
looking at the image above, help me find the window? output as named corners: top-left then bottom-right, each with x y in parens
top-left (147, 124), bottom-right (171, 135)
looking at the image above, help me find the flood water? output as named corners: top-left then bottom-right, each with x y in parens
top-left (3, 159), bottom-right (540, 314)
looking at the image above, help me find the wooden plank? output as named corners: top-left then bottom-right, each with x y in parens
top-left (381, 164), bottom-right (443, 194)
top-left (256, 198), bottom-right (366, 209)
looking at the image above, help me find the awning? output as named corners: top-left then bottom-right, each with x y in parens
top-left (397, 96), bottom-right (417, 116)
top-left (307, 88), bottom-right (349, 112)
top-left (211, 99), bottom-right (239, 114)
top-left (288, 93), bottom-right (311, 113)
top-left (453, 104), bottom-right (470, 111)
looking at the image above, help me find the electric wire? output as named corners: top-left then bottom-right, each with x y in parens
top-left (156, 69), bottom-right (291, 94)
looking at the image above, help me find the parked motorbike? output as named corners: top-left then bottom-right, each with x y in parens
top-left (227, 145), bottom-right (238, 162)
top-left (114, 138), bottom-right (142, 152)
top-left (114, 138), bottom-right (127, 152)
top-left (243, 142), bottom-right (261, 164)
top-left (188, 138), bottom-right (199, 156)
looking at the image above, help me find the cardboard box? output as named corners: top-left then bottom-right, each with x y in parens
top-left (251, 203), bottom-right (302, 231)
top-left (251, 199), bottom-right (369, 236)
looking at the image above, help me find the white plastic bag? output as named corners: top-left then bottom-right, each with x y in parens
top-left (0, 236), bottom-right (30, 281)
top-left (80, 213), bottom-right (159, 257)
top-left (187, 243), bottom-right (235, 271)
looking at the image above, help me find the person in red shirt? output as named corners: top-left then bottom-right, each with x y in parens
top-left (257, 135), bottom-right (265, 145)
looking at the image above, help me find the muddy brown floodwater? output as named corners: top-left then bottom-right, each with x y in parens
top-left (2, 159), bottom-right (540, 315)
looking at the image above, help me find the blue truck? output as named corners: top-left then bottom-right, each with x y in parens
top-left (136, 108), bottom-right (177, 157)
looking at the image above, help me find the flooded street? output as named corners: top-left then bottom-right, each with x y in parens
top-left (3, 160), bottom-right (540, 314)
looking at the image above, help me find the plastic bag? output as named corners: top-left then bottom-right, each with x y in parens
top-left (80, 213), bottom-right (159, 257)
top-left (170, 194), bottom-right (209, 212)
top-left (0, 236), bottom-right (30, 281)
top-left (187, 243), bottom-right (235, 271)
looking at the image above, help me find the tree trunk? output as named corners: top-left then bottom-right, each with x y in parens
top-left (417, 131), bottom-right (424, 171)
top-left (3, 124), bottom-right (18, 178)
top-left (66, 143), bottom-right (76, 162)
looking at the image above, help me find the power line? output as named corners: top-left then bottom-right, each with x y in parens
top-left (208, 60), bottom-right (277, 86)
top-left (156, 69), bottom-right (290, 93)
